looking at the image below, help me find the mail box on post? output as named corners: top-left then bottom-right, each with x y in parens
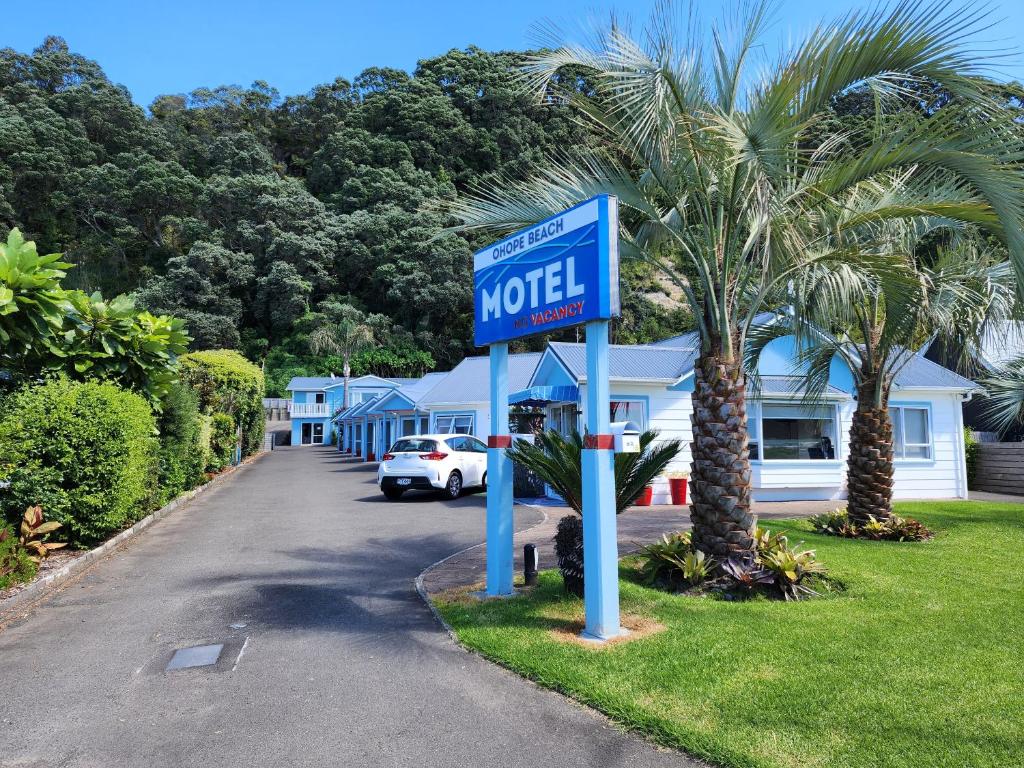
top-left (610, 421), bottom-right (641, 453)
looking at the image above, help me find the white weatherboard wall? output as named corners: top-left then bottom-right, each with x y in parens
top-left (580, 383), bottom-right (968, 502)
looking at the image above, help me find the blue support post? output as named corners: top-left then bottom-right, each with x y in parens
top-left (581, 319), bottom-right (622, 640)
top-left (486, 342), bottom-right (514, 596)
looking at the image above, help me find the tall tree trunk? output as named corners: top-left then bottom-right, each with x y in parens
top-left (846, 378), bottom-right (894, 525)
top-left (689, 353), bottom-right (755, 558)
top-left (342, 358), bottom-right (351, 410)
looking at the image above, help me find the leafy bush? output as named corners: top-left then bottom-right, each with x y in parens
top-left (209, 412), bottom-right (236, 472)
top-left (0, 228), bottom-right (71, 362)
top-left (809, 508), bottom-right (932, 542)
top-left (0, 525), bottom-right (37, 589)
top-left (964, 428), bottom-right (979, 489)
top-left (179, 349), bottom-right (264, 457)
top-left (638, 532), bottom-right (712, 587)
top-left (156, 383), bottom-right (206, 501)
top-left (0, 378), bottom-right (159, 547)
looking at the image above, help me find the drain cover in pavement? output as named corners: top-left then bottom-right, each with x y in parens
top-left (166, 644), bottom-right (224, 671)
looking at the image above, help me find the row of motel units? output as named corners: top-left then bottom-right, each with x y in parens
top-left (286, 328), bottom-right (977, 503)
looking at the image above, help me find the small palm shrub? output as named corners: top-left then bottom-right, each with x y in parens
top-left (809, 508), bottom-right (932, 542)
top-left (508, 429), bottom-right (683, 596)
top-left (554, 515), bottom-right (584, 597)
top-left (638, 532), bottom-right (715, 588)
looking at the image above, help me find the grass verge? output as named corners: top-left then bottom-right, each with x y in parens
top-left (435, 501), bottom-right (1023, 768)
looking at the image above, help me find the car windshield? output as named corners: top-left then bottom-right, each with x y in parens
top-left (390, 439), bottom-right (437, 453)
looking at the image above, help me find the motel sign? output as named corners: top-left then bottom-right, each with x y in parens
top-left (474, 194), bottom-right (625, 642)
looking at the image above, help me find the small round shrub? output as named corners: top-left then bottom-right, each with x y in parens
top-left (0, 378), bottom-right (159, 547)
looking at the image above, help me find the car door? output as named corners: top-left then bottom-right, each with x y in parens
top-left (465, 437), bottom-right (488, 485)
top-left (444, 437), bottom-right (471, 483)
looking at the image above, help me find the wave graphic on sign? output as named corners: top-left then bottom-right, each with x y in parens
top-left (474, 223), bottom-right (598, 291)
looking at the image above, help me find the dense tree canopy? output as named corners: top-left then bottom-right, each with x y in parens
top-left (0, 37), bottom-right (683, 393)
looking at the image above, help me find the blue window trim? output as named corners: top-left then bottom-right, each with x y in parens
top-left (889, 401), bottom-right (936, 463)
top-left (748, 400), bottom-right (844, 466)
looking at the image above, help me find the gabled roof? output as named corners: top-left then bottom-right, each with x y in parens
top-left (547, 342), bottom-right (698, 382)
top-left (397, 372), bottom-right (449, 405)
top-left (286, 376), bottom-right (341, 391)
top-left (755, 376), bottom-right (849, 397)
top-left (418, 353), bottom-right (542, 407)
top-left (894, 353), bottom-right (978, 391)
top-left (651, 311), bottom-right (780, 349)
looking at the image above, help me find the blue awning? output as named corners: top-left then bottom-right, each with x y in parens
top-left (509, 385), bottom-right (579, 407)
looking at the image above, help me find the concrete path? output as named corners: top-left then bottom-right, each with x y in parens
top-left (421, 498), bottom-right (840, 595)
top-left (0, 446), bottom-right (700, 768)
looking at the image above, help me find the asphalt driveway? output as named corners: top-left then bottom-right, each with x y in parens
top-left (0, 446), bottom-right (699, 767)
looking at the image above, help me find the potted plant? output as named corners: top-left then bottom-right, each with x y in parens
top-left (666, 470), bottom-right (689, 506)
top-left (634, 486), bottom-right (654, 506)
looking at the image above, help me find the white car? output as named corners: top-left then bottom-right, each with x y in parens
top-left (377, 434), bottom-right (488, 500)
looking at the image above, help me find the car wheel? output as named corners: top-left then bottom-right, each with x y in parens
top-left (383, 487), bottom-right (404, 500)
top-left (442, 471), bottom-right (462, 499)
top-left (481, 472), bottom-right (487, 490)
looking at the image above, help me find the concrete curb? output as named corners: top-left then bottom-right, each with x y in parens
top-left (0, 451), bottom-right (268, 627)
top-left (414, 502), bottom-right (550, 641)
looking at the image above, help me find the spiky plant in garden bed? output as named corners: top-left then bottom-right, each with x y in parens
top-left (507, 429), bottom-right (681, 595)
top-left (809, 508), bottom-right (933, 542)
top-left (447, 1), bottom-right (1024, 560)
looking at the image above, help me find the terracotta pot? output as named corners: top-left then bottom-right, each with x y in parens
top-left (669, 477), bottom-right (688, 506)
top-left (367, 452), bottom-right (376, 462)
top-left (634, 486), bottom-right (653, 506)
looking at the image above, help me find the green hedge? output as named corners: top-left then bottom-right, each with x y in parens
top-left (0, 378), bottom-right (158, 547)
top-left (180, 349), bottom-right (264, 460)
top-left (156, 382), bottom-right (207, 503)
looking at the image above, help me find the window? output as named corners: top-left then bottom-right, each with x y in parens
top-left (391, 438), bottom-right (438, 453)
top-left (891, 406), bottom-right (931, 460)
top-left (435, 414), bottom-right (474, 434)
top-left (315, 392), bottom-right (325, 404)
top-left (751, 403), bottom-right (837, 461)
top-left (465, 437), bottom-right (487, 453)
top-left (610, 400), bottom-right (646, 429)
top-left (401, 418), bottom-right (418, 437)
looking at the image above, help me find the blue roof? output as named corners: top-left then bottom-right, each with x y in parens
top-left (754, 376), bottom-right (848, 396)
top-left (651, 312), bottom-right (781, 349)
top-left (286, 376), bottom-right (340, 390)
top-left (509, 385), bottom-right (579, 406)
top-left (548, 343), bottom-right (698, 382)
top-left (419, 353), bottom-right (542, 407)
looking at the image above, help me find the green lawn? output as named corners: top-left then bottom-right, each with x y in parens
top-left (435, 502), bottom-right (1024, 768)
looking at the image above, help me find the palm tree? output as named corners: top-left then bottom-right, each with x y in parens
top-left (446, 2), bottom-right (1024, 557)
top-left (308, 305), bottom-right (375, 409)
top-left (980, 356), bottom-right (1024, 435)
top-left (507, 429), bottom-right (682, 594)
top-left (766, 212), bottom-right (1016, 524)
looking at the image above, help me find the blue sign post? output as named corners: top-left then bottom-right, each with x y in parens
top-left (473, 194), bottom-right (624, 640)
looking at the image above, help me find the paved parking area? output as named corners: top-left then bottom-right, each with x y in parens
top-left (0, 446), bottom-right (701, 768)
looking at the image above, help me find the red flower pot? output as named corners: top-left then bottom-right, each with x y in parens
top-left (634, 486), bottom-right (653, 506)
top-left (367, 452), bottom-right (376, 462)
top-left (669, 477), bottom-right (688, 506)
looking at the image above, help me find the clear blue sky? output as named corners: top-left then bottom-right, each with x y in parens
top-left (7, 0), bottom-right (1024, 107)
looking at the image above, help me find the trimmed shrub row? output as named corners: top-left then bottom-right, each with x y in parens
top-left (0, 349), bottom-right (265, 550)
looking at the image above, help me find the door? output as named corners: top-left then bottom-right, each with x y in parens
top-left (366, 422), bottom-right (375, 458)
top-left (301, 422), bottom-right (312, 445)
top-left (465, 436), bottom-right (488, 485)
top-left (312, 423), bottom-right (324, 444)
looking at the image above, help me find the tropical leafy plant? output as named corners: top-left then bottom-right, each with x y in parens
top-left (0, 228), bottom-right (72, 363)
top-left (637, 531), bottom-right (694, 586)
top-left (809, 508), bottom-right (932, 541)
top-left (980, 356), bottom-right (1024, 436)
top-left (18, 505), bottom-right (66, 563)
top-left (721, 555), bottom-right (774, 592)
top-left (760, 546), bottom-right (826, 601)
top-left (447, 2), bottom-right (1024, 560)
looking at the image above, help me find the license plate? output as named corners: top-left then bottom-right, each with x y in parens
top-left (396, 478), bottom-right (412, 486)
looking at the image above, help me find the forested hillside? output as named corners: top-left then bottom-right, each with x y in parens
top-left (0, 37), bottom-right (684, 394)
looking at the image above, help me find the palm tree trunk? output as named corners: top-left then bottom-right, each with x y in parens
top-left (689, 353), bottom-right (755, 557)
top-left (846, 380), bottom-right (894, 525)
